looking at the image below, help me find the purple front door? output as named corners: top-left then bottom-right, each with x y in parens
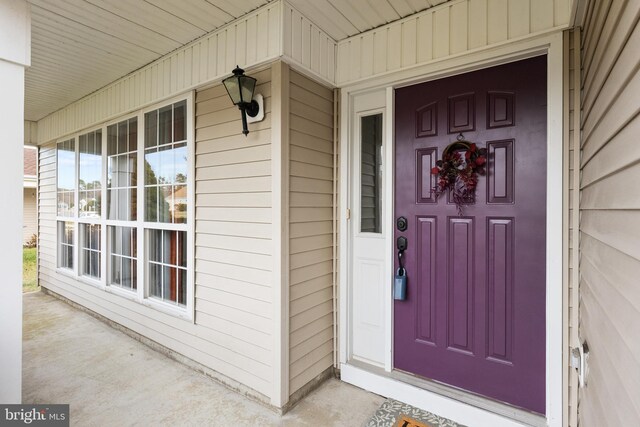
top-left (393, 56), bottom-right (547, 414)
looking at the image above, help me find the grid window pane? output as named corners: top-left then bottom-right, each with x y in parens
top-left (80, 223), bottom-right (101, 279)
top-left (147, 229), bottom-right (187, 306)
top-left (145, 111), bottom-right (158, 148)
top-left (79, 130), bottom-right (102, 218)
top-left (173, 101), bottom-right (186, 142)
top-left (57, 221), bottom-right (74, 269)
top-left (144, 101), bottom-right (189, 224)
top-left (107, 118), bottom-right (137, 221)
top-left (57, 139), bottom-right (76, 217)
top-left (108, 226), bottom-right (137, 291)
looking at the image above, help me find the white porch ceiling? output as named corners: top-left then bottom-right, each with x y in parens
top-left (25, 0), bottom-right (272, 122)
top-left (287, 0), bottom-right (449, 40)
top-left (25, 0), bottom-right (449, 122)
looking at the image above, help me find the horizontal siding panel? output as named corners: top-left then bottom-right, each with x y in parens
top-left (290, 300), bottom-right (333, 332)
top-left (290, 130), bottom-right (333, 154)
top-left (290, 207), bottom-right (332, 223)
top-left (195, 177), bottom-right (271, 193)
top-left (290, 260), bottom-right (333, 286)
top-left (196, 233), bottom-right (272, 256)
top-left (290, 273), bottom-right (333, 301)
top-left (290, 312), bottom-right (333, 348)
top-left (197, 246), bottom-right (271, 271)
top-left (196, 115), bottom-right (272, 141)
top-left (579, 4), bottom-right (640, 425)
top-left (289, 84), bottom-right (333, 115)
top-left (196, 160), bottom-right (271, 183)
top-left (195, 272), bottom-right (272, 302)
top-left (290, 234), bottom-right (333, 254)
top-left (290, 145), bottom-right (333, 168)
top-left (290, 177), bottom-right (333, 194)
top-left (290, 353), bottom-right (333, 393)
top-left (580, 276), bottom-right (640, 423)
top-left (581, 211), bottom-right (640, 262)
top-left (290, 287), bottom-right (333, 317)
top-left (581, 115), bottom-right (640, 187)
top-left (290, 325), bottom-right (333, 362)
top-left (288, 71), bottom-right (334, 396)
top-left (290, 339), bottom-right (333, 378)
top-left (196, 131), bottom-right (271, 154)
top-left (581, 165), bottom-right (640, 209)
top-left (197, 192), bottom-right (272, 208)
top-left (290, 221), bottom-right (333, 239)
top-left (290, 161), bottom-right (333, 180)
top-left (289, 115), bottom-right (332, 141)
top-left (196, 207), bottom-right (271, 223)
top-left (290, 70), bottom-right (333, 100)
top-left (195, 301), bottom-right (272, 338)
top-left (581, 0), bottom-right (635, 118)
top-left (196, 258), bottom-right (271, 287)
top-left (290, 192), bottom-right (334, 208)
top-left (196, 220), bottom-right (271, 239)
top-left (196, 286), bottom-right (271, 319)
top-left (290, 248), bottom-right (333, 270)
top-left (197, 144), bottom-right (272, 166)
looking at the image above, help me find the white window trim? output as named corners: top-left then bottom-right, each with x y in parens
top-left (54, 91), bottom-right (195, 322)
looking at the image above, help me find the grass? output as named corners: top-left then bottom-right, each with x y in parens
top-left (23, 247), bottom-right (39, 293)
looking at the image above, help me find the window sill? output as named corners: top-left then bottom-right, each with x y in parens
top-left (104, 284), bottom-right (138, 302)
top-left (78, 275), bottom-right (105, 290)
top-left (56, 267), bottom-right (76, 280)
top-left (141, 297), bottom-right (192, 322)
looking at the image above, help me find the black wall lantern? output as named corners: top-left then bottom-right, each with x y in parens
top-left (222, 66), bottom-right (261, 136)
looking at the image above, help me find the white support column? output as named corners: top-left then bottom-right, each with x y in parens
top-left (0, 0), bottom-right (30, 404)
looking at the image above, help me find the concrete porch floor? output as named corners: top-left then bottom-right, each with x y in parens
top-left (23, 291), bottom-right (385, 426)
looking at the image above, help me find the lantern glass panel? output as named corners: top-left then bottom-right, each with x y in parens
top-left (223, 77), bottom-right (242, 105)
top-left (239, 76), bottom-right (256, 104)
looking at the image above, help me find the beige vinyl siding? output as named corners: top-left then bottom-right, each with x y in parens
top-left (194, 67), bottom-right (274, 397)
top-left (38, 68), bottom-right (275, 401)
top-left (288, 70), bottom-right (335, 395)
top-left (565, 28), bottom-right (580, 427)
top-left (23, 187), bottom-right (37, 244)
top-left (578, 0), bottom-right (640, 425)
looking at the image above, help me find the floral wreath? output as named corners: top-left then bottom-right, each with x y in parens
top-left (431, 134), bottom-right (487, 215)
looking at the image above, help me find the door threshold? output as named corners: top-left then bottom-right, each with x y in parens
top-left (342, 360), bottom-right (546, 427)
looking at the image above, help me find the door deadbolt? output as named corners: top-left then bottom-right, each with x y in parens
top-left (396, 216), bottom-right (408, 232)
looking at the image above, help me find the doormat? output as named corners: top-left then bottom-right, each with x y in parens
top-left (364, 399), bottom-right (464, 427)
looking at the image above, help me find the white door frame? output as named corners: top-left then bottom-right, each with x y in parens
top-left (338, 31), bottom-right (564, 427)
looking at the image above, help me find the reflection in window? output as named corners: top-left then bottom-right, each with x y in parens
top-left (57, 221), bottom-right (74, 269)
top-left (79, 130), bottom-right (102, 218)
top-left (80, 224), bottom-right (101, 279)
top-left (147, 229), bottom-right (187, 306)
top-left (57, 139), bottom-right (76, 217)
top-left (108, 226), bottom-right (137, 291)
top-left (360, 114), bottom-right (383, 233)
top-left (107, 117), bottom-right (137, 221)
top-left (144, 101), bottom-right (188, 224)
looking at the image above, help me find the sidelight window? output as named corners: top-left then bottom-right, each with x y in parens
top-left (360, 113), bottom-right (383, 233)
